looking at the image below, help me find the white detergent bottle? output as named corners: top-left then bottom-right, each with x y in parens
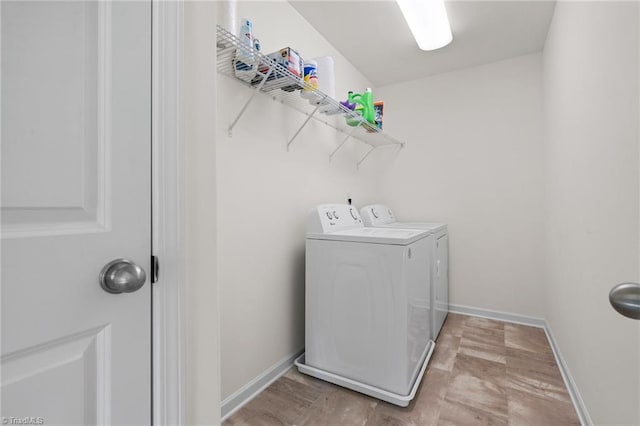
top-left (233, 18), bottom-right (257, 82)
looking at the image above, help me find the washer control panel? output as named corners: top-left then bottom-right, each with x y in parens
top-left (307, 204), bottom-right (363, 234)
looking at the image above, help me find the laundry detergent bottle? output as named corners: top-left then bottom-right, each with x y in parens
top-left (301, 59), bottom-right (319, 100)
top-left (345, 88), bottom-right (375, 126)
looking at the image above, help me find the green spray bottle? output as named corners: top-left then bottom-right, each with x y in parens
top-left (345, 88), bottom-right (375, 127)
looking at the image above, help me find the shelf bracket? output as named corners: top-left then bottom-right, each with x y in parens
top-left (287, 104), bottom-right (320, 151)
top-left (228, 64), bottom-right (275, 137)
top-left (329, 125), bottom-right (361, 161)
top-left (357, 146), bottom-right (377, 169)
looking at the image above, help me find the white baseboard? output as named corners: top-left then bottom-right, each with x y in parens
top-left (449, 303), bottom-right (591, 426)
top-left (543, 324), bottom-right (592, 426)
top-left (448, 303), bottom-right (546, 327)
top-left (221, 347), bottom-right (304, 422)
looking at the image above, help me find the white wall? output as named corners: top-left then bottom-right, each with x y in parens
top-left (376, 54), bottom-right (545, 318)
top-left (185, 2), bottom-right (221, 424)
top-left (215, 4), bottom-right (640, 422)
top-left (217, 1), bottom-right (385, 399)
top-left (543, 2), bottom-right (639, 424)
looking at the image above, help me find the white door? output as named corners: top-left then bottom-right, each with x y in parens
top-left (1, 1), bottom-right (151, 425)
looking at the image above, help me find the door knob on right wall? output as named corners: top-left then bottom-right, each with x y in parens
top-left (609, 282), bottom-right (640, 319)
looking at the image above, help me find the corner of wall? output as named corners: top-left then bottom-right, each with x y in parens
top-left (184, 1), bottom-right (221, 424)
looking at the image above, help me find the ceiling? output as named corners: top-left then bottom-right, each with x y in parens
top-left (289, 1), bottom-right (556, 87)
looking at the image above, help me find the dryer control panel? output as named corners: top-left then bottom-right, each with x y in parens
top-left (360, 204), bottom-right (396, 226)
top-left (307, 204), bottom-right (363, 234)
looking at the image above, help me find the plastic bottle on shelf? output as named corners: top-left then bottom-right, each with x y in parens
top-left (312, 56), bottom-right (338, 112)
top-left (233, 18), bottom-right (257, 82)
top-left (345, 88), bottom-right (375, 126)
top-left (301, 60), bottom-right (319, 101)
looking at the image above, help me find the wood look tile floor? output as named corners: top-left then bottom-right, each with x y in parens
top-left (224, 314), bottom-right (580, 426)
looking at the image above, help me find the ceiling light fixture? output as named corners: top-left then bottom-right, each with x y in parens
top-left (396, 0), bottom-right (453, 51)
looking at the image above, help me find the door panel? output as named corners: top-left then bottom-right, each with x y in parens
top-left (2, 327), bottom-right (109, 425)
top-left (1, 2), bottom-right (151, 425)
top-left (2, 1), bottom-right (106, 236)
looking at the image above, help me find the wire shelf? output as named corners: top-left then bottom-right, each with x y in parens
top-left (216, 25), bottom-right (404, 162)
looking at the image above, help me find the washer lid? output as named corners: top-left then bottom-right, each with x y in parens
top-left (307, 227), bottom-right (430, 245)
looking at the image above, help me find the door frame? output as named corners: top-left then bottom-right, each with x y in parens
top-left (152, 1), bottom-right (186, 424)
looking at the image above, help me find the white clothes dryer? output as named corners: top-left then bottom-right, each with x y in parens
top-left (360, 204), bottom-right (449, 340)
top-left (296, 204), bottom-right (435, 407)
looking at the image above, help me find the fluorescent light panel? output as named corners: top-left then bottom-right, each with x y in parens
top-left (396, 0), bottom-right (453, 51)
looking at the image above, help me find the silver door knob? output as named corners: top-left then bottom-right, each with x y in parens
top-left (99, 258), bottom-right (147, 294)
top-left (609, 282), bottom-right (640, 320)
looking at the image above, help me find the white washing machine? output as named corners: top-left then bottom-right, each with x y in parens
top-left (296, 204), bottom-right (435, 407)
top-left (360, 204), bottom-right (449, 340)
